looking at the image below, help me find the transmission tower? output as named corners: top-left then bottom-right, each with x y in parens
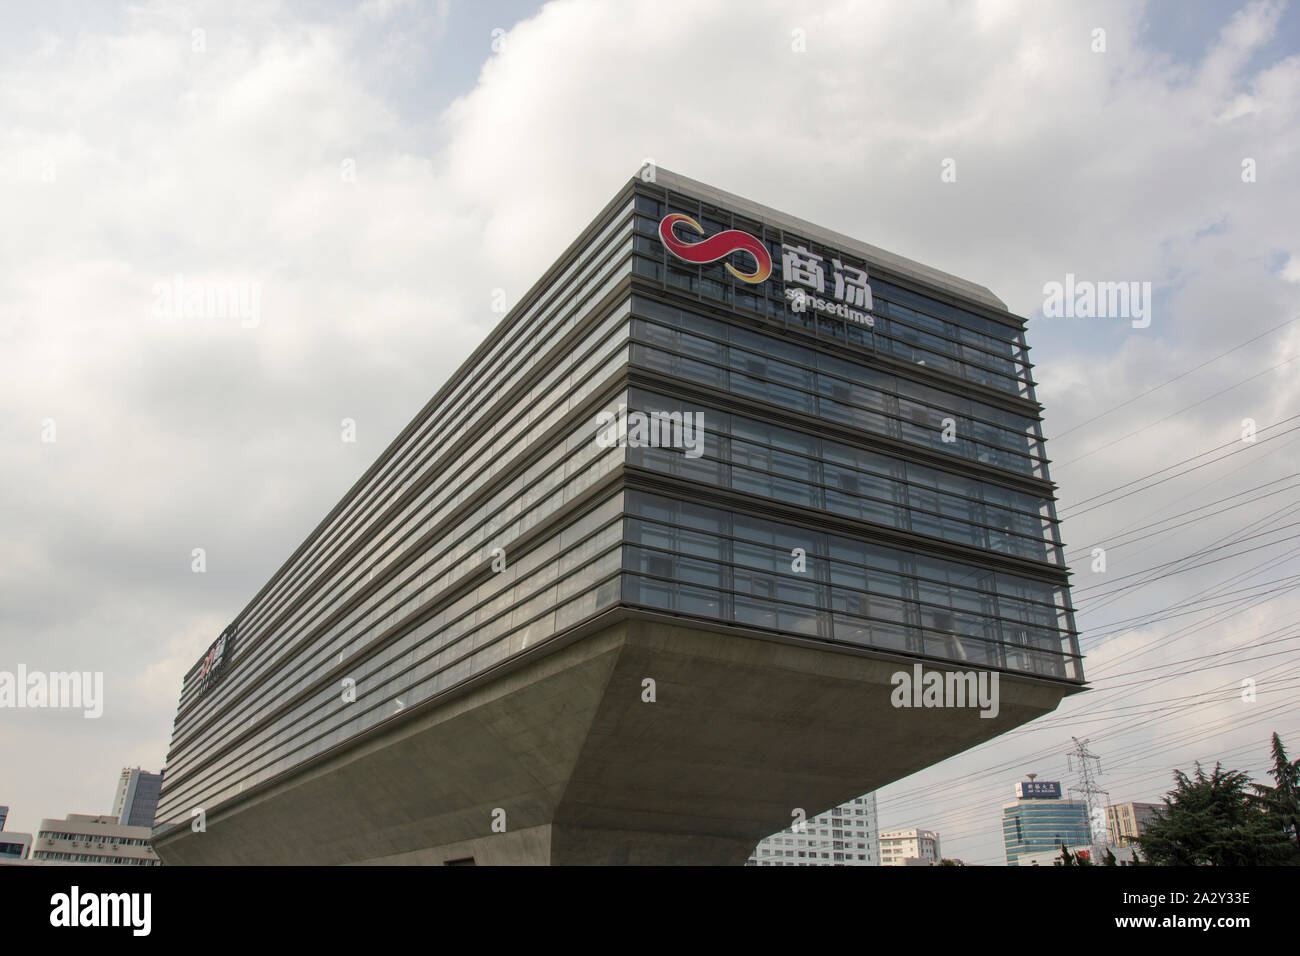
top-left (1067, 737), bottom-right (1110, 844)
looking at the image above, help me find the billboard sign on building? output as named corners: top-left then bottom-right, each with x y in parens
top-left (1016, 780), bottom-right (1063, 799)
top-left (657, 213), bottom-right (874, 327)
top-left (197, 624), bottom-right (237, 693)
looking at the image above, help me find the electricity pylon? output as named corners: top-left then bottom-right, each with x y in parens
top-left (1067, 737), bottom-right (1110, 844)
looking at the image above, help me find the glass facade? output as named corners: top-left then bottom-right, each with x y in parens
top-left (623, 489), bottom-right (1075, 679)
top-left (157, 174), bottom-right (1081, 835)
top-left (630, 301), bottom-right (1049, 480)
top-left (1002, 799), bottom-right (1094, 865)
top-left (157, 195), bottom-right (639, 829)
top-left (630, 194), bottom-right (1036, 400)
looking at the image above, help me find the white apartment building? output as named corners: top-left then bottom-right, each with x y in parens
top-left (880, 827), bottom-right (941, 866)
top-left (747, 794), bottom-right (879, 866)
top-left (31, 814), bottom-right (161, 866)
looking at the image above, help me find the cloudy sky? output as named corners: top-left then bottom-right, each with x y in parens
top-left (2, 0), bottom-right (1298, 864)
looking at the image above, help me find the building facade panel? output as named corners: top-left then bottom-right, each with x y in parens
top-left (157, 198), bottom-right (640, 827)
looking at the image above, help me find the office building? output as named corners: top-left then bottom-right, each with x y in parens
top-left (880, 826), bottom-right (941, 865)
top-left (112, 767), bottom-right (163, 828)
top-left (1002, 778), bottom-right (1093, 866)
top-left (31, 814), bottom-right (161, 866)
top-left (748, 794), bottom-right (878, 866)
top-left (1106, 801), bottom-right (1162, 846)
top-left (153, 168), bottom-right (1082, 865)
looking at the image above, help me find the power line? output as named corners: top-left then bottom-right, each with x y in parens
top-left (875, 639), bottom-right (1300, 812)
top-left (930, 726), bottom-right (1300, 860)
top-left (1051, 314), bottom-right (1300, 440)
top-left (1069, 429), bottom-right (1300, 576)
top-left (1065, 476), bottom-right (1300, 560)
top-left (1072, 525), bottom-right (1300, 600)
top-left (1096, 634), bottom-right (1300, 684)
top-left (1079, 576), bottom-right (1300, 638)
top-left (1083, 571), bottom-right (1300, 677)
top-left (1058, 416), bottom-right (1300, 518)
top-left (1056, 353), bottom-right (1300, 468)
top-left (1075, 515), bottom-right (1300, 632)
top-left (878, 706), bottom-right (1300, 854)
top-left (880, 688), bottom-right (1300, 841)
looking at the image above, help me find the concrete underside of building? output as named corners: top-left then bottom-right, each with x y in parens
top-left (153, 616), bottom-right (1071, 865)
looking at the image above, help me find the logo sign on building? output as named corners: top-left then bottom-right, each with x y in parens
top-left (197, 624), bottom-right (237, 693)
top-left (657, 212), bottom-right (874, 327)
top-left (657, 213), bottom-right (772, 283)
top-left (1016, 780), bottom-right (1063, 800)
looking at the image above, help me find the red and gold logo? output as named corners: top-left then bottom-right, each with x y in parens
top-left (657, 213), bottom-right (773, 284)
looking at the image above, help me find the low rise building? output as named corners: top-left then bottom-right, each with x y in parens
top-left (31, 814), bottom-right (161, 866)
top-left (1020, 843), bottom-right (1141, 866)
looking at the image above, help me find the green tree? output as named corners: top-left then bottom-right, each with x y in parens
top-left (1137, 760), bottom-right (1296, 865)
top-left (1057, 843), bottom-right (1091, 866)
top-left (1251, 732), bottom-right (1300, 851)
top-left (1102, 847), bottom-right (1117, 866)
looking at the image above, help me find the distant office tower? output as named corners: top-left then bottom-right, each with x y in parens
top-left (880, 827), bottom-right (941, 865)
top-left (154, 168), bottom-right (1082, 865)
top-left (112, 768), bottom-right (163, 828)
top-left (0, 805), bottom-right (7, 830)
top-left (748, 794), bottom-right (878, 866)
top-left (1105, 801), bottom-right (1162, 846)
top-left (30, 814), bottom-right (161, 866)
top-left (1002, 778), bottom-right (1092, 866)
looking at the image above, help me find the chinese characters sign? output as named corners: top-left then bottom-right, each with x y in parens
top-left (657, 213), bottom-right (874, 327)
top-left (1015, 780), bottom-right (1063, 799)
top-left (781, 244), bottom-right (874, 326)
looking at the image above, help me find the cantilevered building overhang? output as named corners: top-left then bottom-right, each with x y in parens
top-left (153, 169), bottom-right (1084, 865)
